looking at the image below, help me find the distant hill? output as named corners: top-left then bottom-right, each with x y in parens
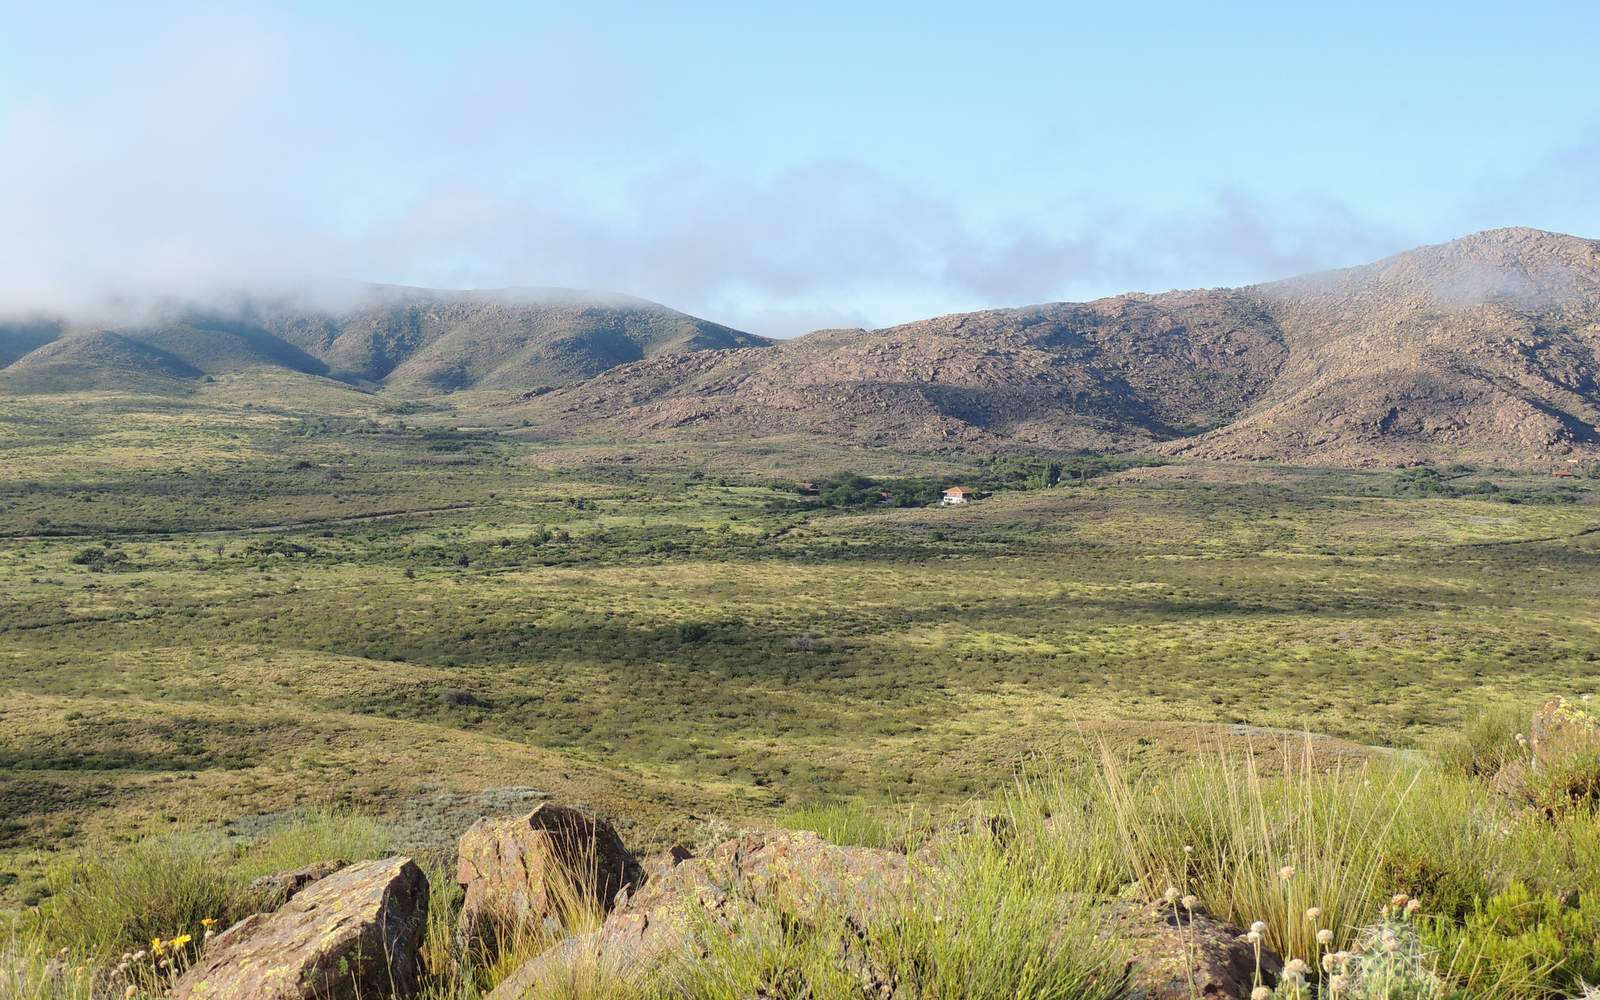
top-left (514, 291), bottom-right (1287, 452)
top-left (0, 330), bottom-right (203, 393)
top-left (512, 228), bottom-right (1600, 467)
top-left (1166, 227), bottom-right (1600, 465)
top-left (5, 230), bottom-right (1600, 467)
top-left (0, 287), bottom-right (768, 396)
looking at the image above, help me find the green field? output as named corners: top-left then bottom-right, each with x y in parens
top-left (3, 377), bottom-right (1598, 910)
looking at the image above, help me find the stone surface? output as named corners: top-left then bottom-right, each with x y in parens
top-left (244, 859), bottom-right (349, 912)
top-left (487, 829), bottom-right (913, 999)
top-left (456, 803), bottom-right (641, 955)
top-left (634, 844), bottom-right (694, 894)
top-left (1112, 901), bottom-right (1283, 1000)
top-left (171, 856), bottom-right (429, 1000)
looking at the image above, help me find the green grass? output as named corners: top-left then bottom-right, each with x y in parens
top-left (2, 391), bottom-right (1598, 905)
top-left (1, 389), bottom-right (1599, 996)
top-left (8, 713), bottom-right (1600, 998)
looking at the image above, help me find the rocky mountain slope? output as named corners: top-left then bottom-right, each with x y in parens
top-left (510, 228), bottom-right (1600, 466)
top-left (1168, 227), bottom-right (1600, 465)
top-left (513, 290), bottom-right (1288, 452)
top-left (0, 287), bottom-right (768, 394)
top-left (4, 229), bottom-right (1598, 467)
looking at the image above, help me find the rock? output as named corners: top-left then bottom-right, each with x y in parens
top-left (244, 860), bottom-right (349, 911)
top-left (456, 803), bottom-right (641, 956)
top-left (171, 856), bottom-right (428, 1000)
top-left (636, 844), bottom-right (694, 890)
top-left (487, 829), bottom-right (912, 999)
top-left (1111, 901), bottom-right (1282, 1000)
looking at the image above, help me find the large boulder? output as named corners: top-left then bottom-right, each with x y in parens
top-left (244, 859), bottom-right (349, 912)
top-left (1112, 901), bottom-right (1283, 1000)
top-left (487, 829), bottom-right (913, 999)
top-left (171, 856), bottom-right (429, 1000)
top-left (456, 803), bottom-right (641, 955)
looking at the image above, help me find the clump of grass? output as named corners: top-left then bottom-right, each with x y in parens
top-left (784, 799), bottom-right (922, 851)
top-left (38, 830), bottom-right (236, 961)
top-left (231, 810), bottom-right (393, 881)
top-left (1099, 739), bottom-right (1422, 963)
top-left (865, 831), bottom-right (1126, 1000)
top-left (1434, 702), bottom-right (1531, 779)
top-left (2, 920), bottom-right (99, 999)
top-left (653, 822), bottom-right (1127, 1000)
top-left (30, 809), bottom-right (392, 962)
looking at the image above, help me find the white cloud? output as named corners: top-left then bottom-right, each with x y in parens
top-left (0, 7), bottom-right (1417, 336)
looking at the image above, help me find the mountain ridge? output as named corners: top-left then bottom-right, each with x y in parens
top-left (505, 227), bottom-right (1600, 466)
top-left (5, 228), bottom-right (1599, 468)
top-left (0, 286), bottom-right (771, 395)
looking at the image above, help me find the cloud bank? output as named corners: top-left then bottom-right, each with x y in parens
top-left (0, 8), bottom-right (1445, 335)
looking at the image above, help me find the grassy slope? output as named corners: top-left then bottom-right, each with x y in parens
top-left (2, 381), bottom-right (1597, 911)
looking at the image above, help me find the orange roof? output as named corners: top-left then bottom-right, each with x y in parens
top-left (944, 486), bottom-right (972, 495)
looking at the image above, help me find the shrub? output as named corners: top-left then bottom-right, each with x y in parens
top-left (66, 546), bottom-right (127, 571)
top-left (1425, 882), bottom-right (1600, 997)
top-left (1434, 702), bottom-right (1527, 779)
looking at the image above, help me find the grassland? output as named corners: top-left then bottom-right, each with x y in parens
top-left (2, 375), bottom-right (1598, 916)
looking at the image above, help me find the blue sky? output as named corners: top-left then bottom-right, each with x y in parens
top-left (2, 0), bottom-right (1597, 333)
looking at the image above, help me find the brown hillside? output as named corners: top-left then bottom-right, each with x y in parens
top-left (516, 291), bottom-right (1286, 451)
top-left (1167, 227), bottom-right (1600, 465)
top-left (510, 228), bottom-right (1600, 467)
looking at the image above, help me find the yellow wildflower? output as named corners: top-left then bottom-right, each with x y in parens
top-left (171, 933), bottom-right (193, 948)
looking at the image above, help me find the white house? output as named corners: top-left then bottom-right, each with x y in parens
top-left (941, 486), bottom-right (973, 506)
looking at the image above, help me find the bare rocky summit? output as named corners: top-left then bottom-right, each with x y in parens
top-left (514, 227), bottom-right (1600, 467)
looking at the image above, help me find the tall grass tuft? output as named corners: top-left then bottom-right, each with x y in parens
top-left (1434, 702), bottom-right (1531, 779)
top-left (33, 809), bottom-right (393, 962)
top-left (1097, 738), bottom-right (1511, 965)
top-left (656, 800), bottom-right (1127, 1000)
top-left (39, 830), bottom-right (237, 960)
top-left (785, 800), bottom-right (921, 851)
top-left (231, 809), bottom-right (393, 881)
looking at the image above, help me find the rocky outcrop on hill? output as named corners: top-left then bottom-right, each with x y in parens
top-left (243, 859), bottom-right (350, 912)
top-left (171, 856), bottom-right (429, 1000)
top-left (511, 228), bottom-right (1600, 468)
top-left (455, 803), bottom-right (641, 960)
top-left (486, 828), bottom-right (915, 999)
top-left (161, 800), bottom-right (1292, 1000)
top-left (1112, 901), bottom-right (1284, 999)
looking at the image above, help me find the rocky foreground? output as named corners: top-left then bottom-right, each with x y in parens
top-left (165, 800), bottom-right (1279, 1000)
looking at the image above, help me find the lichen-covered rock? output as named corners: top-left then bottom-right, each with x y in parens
top-left (487, 829), bottom-right (913, 999)
top-left (1112, 900), bottom-right (1283, 999)
top-left (631, 844), bottom-right (694, 898)
top-left (171, 856), bottom-right (428, 1000)
top-left (244, 859), bottom-right (349, 912)
top-left (455, 803), bottom-right (641, 955)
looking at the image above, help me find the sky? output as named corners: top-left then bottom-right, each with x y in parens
top-left (2, 0), bottom-right (1598, 335)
